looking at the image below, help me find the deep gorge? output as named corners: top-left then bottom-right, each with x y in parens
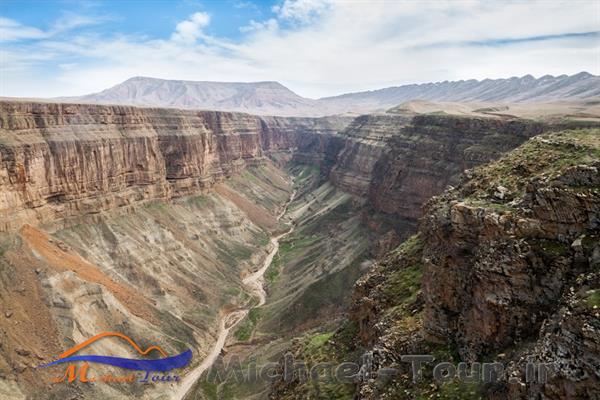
top-left (0, 100), bottom-right (597, 400)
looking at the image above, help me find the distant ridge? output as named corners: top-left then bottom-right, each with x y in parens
top-left (57, 77), bottom-right (318, 117)
top-left (55, 72), bottom-right (600, 117)
top-left (320, 72), bottom-right (600, 110)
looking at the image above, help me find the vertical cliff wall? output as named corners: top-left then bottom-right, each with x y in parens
top-left (293, 113), bottom-right (594, 241)
top-left (0, 101), bottom-right (347, 230)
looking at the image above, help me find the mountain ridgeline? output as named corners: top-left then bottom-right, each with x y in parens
top-left (54, 72), bottom-right (600, 116)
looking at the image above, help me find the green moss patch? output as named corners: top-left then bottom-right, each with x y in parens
top-left (585, 289), bottom-right (600, 309)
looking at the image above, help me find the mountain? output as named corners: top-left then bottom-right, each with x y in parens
top-left (55, 73), bottom-right (600, 117)
top-left (319, 71), bottom-right (600, 112)
top-left (57, 77), bottom-right (322, 117)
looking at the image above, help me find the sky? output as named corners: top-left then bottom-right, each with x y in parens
top-left (1, 0), bottom-right (599, 99)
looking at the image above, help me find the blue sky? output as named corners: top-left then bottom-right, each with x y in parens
top-left (1, 1), bottom-right (277, 42)
top-left (1, 0), bottom-right (599, 98)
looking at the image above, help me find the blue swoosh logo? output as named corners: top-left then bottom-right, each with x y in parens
top-left (38, 349), bottom-right (192, 371)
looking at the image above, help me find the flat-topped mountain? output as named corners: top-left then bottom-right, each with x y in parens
top-left (54, 72), bottom-right (600, 117)
top-left (57, 77), bottom-right (320, 116)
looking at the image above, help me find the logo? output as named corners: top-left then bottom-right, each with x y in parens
top-left (38, 332), bottom-right (192, 384)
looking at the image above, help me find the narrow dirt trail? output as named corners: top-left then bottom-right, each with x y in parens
top-left (174, 189), bottom-right (297, 400)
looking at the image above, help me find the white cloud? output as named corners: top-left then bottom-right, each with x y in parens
top-left (170, 12), bottom-right (211, 43)
top-left (272, 0), bottom-right (331, 24)
top-left (0, 12), bottom-right (106, 43)
top-left (59, 63), bottom-right (78, 70)
top-left (240, 18), bottom-right (279, 33)
top-left (0, 17), bottom-right (46, 41)
top-left (1, 1), bottom-right (598, 98)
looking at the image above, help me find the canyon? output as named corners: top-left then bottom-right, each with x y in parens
top-left (0, 98), bottom-right (597, 400)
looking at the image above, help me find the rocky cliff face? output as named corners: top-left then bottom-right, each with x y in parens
top-left (269, 128), bottom-right (598, 400)
top-left (295, 113), bottom-right (572, 241)
top-left (368, 116), bottom-right (548, 224)
top-left (2, 101), bottom-right (585, 239)
top-left (0, 101), bottom-right (347, 231)
top-left (301, 128), bottom-right (599, 400)
top-left (419, 130), bottom-right (599, 398)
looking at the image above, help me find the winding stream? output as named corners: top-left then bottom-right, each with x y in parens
top-left (174, 189), bottom-right (297, 400)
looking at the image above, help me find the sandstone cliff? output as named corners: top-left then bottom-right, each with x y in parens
top-left (1, 100), bottom-right (588, 240)
top-left (0, 101), bottom-right (347, 231)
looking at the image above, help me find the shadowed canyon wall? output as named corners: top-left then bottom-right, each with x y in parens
top-left (293, 113), bottom-right (575, 245)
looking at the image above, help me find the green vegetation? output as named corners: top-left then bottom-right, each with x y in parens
top-left (383, 263), bottom-right (422, 305)
top-left (382, 234), bottom-right (424, 305)
top-left (582, 234), bottom-right (600, 252)
top-left (257, 231), bottom-right (271, 247)
top-left (185, 194), bottom-right (210, 208)
top-left (463, 198), bottom-right (515, 212)
top-left (308, 332), bottom-right (334, 349)
top-left (234, 307), bottom-right (261, 341)
top-left (291, 164), bottom-right (321, 190)
top-left (265, 234), bottom-right (321, 287)
top-left (381, 342), bottom-right (484, 400)
top-left (284, 328), bottom-right (357, 399)
top-left (227, 162), bottom-right (292, 213)
top-left (463, 129), bottom-right (600, 204)
top-left (0, 242), bottom-right (9, 257)
top-left (143, 200), bottom-right (168, 211)
top-left (276, 255), bottom-right (366, 329)
top-left (295, 164), bottom-right (320, 181)
top-left (536, 239), bottom-right (570, 257)
top-left (234, 324), bottom-right (252, 341)
top-left (198, 380), bottom-right (218, 400)
top-left (241, 169), bottom-right (259, 183)
top-left (585, 289), bottom-right (600, 309)
top-left (401, 233), bottom-right (423, 253)
top-left (214, 240), bottom-right (255, 266)
top-left (264, 254), bottom-right (282, 284)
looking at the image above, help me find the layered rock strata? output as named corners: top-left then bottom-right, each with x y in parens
top-left (0, 101), bottom-right (346, 230)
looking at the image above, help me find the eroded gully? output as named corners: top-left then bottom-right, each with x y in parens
top-left (174, 188), bottom-right (297, 400)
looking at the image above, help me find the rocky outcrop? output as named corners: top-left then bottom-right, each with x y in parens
top-left (0, 101), bottom-right (347, 230)
top-left (418, 130), bottom-right (600, 398)
top-left (421, 132), bottom-right (599, 358)
top-left (368, 115), bottom-right (548, 226)
top-left (276, 128), bottom-right (599, 399)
